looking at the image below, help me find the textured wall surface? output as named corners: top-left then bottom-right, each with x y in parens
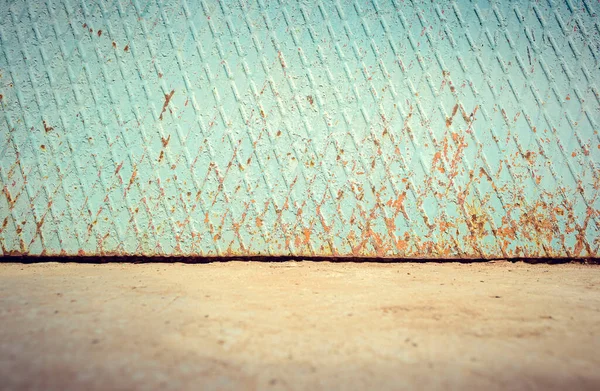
top-left (0, 0), bottom-right (599, 258)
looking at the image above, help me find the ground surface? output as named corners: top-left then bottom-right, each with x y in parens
top-left (0, 261), bottom-right (599, 391)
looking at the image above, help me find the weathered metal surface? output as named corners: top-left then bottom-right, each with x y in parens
top-left (0, 0), bottom-right (599, 258)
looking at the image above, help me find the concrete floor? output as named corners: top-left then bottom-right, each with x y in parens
top-left (0, 261), bottom-right (599, 391)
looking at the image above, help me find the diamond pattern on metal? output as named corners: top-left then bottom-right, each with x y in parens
top-left (1, 0), bottom-right (599, 258)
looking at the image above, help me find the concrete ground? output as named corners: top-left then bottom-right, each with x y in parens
top-left (0, 261), bottom-right (599, 391)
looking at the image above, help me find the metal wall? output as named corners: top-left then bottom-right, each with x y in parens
top-left (1, 0), bottom-right (599, 258)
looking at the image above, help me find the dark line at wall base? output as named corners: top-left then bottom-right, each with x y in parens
top-left (0, 255), bottom-right (598, 265)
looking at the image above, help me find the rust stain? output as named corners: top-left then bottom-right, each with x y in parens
top-left (387, 191), bottom-right (408, 220)
top-left (431, 150), bottom-right (445, 174)
top-left (461, 105), bottom-right (471, 124)
top-left (2, 186), bottom-right (13, 205)
top-left (518, 201), bottom-right (558, 244)
top-left (573, 208), bottom-right (594, 257)
top-left (397, 239), bottom-right (408, 252)
top-left (126, 165), bottom-right (137, 193)
top-left (278, 50), bottom-right (286, 69)
top-left (513, 111), bottom-right (521, 123)
top-left (446, 103), bottom-right (459, 127)
top-left (159, 90), bottom-right (175, 121)
top-left (439, 219), bottom-right (455, 234)
top-left (465, 203), bottom-right (488, 241)
top-left (158, 150), bottom-right (165, 162)
top-left (161, 135), bottom-right (171, 147)
top-left (42, 120), bottom-right (53, 133)
top-left (478, 167), bottom-right (492, 181)
top-left (124, 44), bottom-right (129, 52)
top-left (97, 30), bottom-right (102, 37)
top-left (307, 95), bottom-right (314, 105)
top-left (303, 227), bottom-right (311, 244)
top-left (524, 151), bottom-right (536, 164)
top-left (112, 41), bottom-right (117, 49)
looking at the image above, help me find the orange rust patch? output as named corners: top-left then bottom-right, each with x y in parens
top-left (439, 220), bottom-right (454, 234)
top-left (161, 135), bottom-right (171, 147)
top-left (124, 44), bottom-right (129, 52)
top-left (446, 104), bottom-right (459, 128)
top-left (387, 191), bottom-right (408, 218)
top-left (303, 227), bottom-right (311, 243)
top-left (432, 151), bottom-right (442, 166)
top-left (496, 226), bottom-right (516, 240)
top-left (159, 90), bottom-right (175, 121)
top-left (479, 167), bottom-right (492, 181)
top-left (461, 105), bottom-right (471, 123)
top-left (524, 151), bottom-right (535, 164)
top-left (518, 201), bottom-right (558, 242)
top-left (397, 239), bottom-right (408, 251)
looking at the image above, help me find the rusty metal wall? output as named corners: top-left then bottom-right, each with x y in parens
top-left (0, 0), bottom-right (599, 258)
